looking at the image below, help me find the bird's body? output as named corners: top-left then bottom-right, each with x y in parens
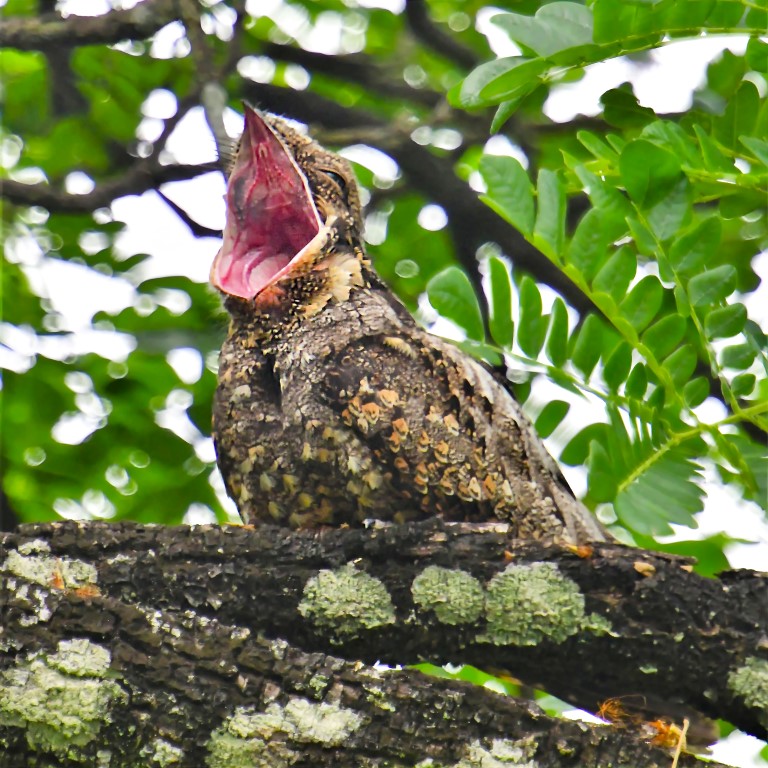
top-left (211, 107), bottom-right (605, 544)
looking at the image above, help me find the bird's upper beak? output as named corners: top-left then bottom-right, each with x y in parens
top-left (210, 106), bottom-right (322, 300)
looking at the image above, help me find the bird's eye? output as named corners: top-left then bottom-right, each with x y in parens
top-left (324, 170), bottom-right (347, 192)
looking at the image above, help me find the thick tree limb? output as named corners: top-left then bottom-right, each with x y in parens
top-left (0, 521), bottom-right (746, 766)
top-left (0, 564), bottom-right (729, 765)
top-left (2, 520), bottom-right (766, 753)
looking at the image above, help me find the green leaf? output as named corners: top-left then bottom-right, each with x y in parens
top-left (600, 85), bottom-right (655, 129)
top-left (705, 304), bottom-right (747, 339)
top-left (517, 276), bottom-right (547, 357)
top-left (632, 533), bottom-right (734, 578)
top-left (674, 285), bottom-right (691, 318)
top-left (573, 166), bottom-right (633, 241)
top-left (561, 422), bottom-right (609, 466)
top-left (492, 3), bottom-right (594, 58)
top-left (620, 139), bottom-right (682, 208)
top-left (488, 257), bottom-right (514, 348)
top-left (620, 275), bottom-right (663, 332)
top-left (533, 169), bottom-right (566, 257)
top-left (746, 37), bottom-right (768, 73)
top-left (714, 80), bottom-right (760, 151)
top-left (577, 130), bottom-right (619, 163)
top-left (479, 155), bottom-right (535, 237)
top-left (740, 135), bottom-right (768, 167)
top-left (546, 298), bottom-right (569, 367)
top-left (720, 189), bottom-right (767, 219)
top-left (535, 400), bottom-right (570, 438)
top-left (457, 340), bottom-right (503, 367)
top-left (746, 7), bottom-right (768, 30)
top-left (720, 435), bottom-right (768, 505)
top-left (571, 314), bottom-right (604, 378)
top-left (627, 215), bottom-right (657, 256)
top-left (567, 209), bottom-right (607, 282)
top-left (625, 363), bottom-right (648, 399)
top-left (731, 373), bottom-right (756, 398)
top-left (641, 315), bottom-right (686, 360)
top-left (645, 177), bottom-right (692, 242)
top-left (455, 57), bottom-right (546, 108)
top-left (491, 100), bottom-right (522, 133)
top-left (587, 440), bottom-right (617, 502)
top-left (663, 344), bottom-right (697, 387)
top-left (683, 377), bottom-right (710, 407)
top-left (603, 342), bottom-right (632, 392)
top-left (426, 266), bottom-right (485, 341)
top-left (707, 49), bottom-right (747, 97)
top-left (693, 124), bottom-right (734, 173)
top-left (687, 265), bottom-right (737, 307)
top-left (592, 246), bottom-right (636, 302)
top-left (668, 216), bottom-right (722, 275)
top-left (641, 121), bottom-right (699, 167)
top-left (592, 0), bottom-right (659, 44)
top-left (721, 343), bottom-right (756, 370)
top-left (615, 452), bottom-right (705, 536)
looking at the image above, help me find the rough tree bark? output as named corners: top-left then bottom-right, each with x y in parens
top-left (1, 520), bottom-right (766, 766)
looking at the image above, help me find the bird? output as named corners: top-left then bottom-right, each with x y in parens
top-left (210, 105), bottom-right (606, 545)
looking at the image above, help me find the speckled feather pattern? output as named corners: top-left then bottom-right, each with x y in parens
top-left (213, 112), bottom-right (606, 544)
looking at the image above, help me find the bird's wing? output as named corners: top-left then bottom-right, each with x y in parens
top-left (315, 324), bottom-right (604, 542)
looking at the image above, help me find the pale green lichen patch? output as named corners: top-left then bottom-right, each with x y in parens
top-left (206, 698), bottom-right (363, 768)
top-left (140, 738), bottom-right (184, 766)
top-left (583, 612), bottom-right (614, 636)
top-left (48, 639), bottom-right (111, 677)
top-left (412, 566), bottom-right (485, 625)
top-left (457, 736), bottom-right (538, 767)
top-left (298, 564), bottom-right (395, 639)
top-left (3, 545), bottom-right (97, 589)
top-left (480, 563), bottom-right (585, 646)
top-left (363, 682), bottom-right (396, 712)
top-left (0, 638), bottom-right (126, 759)
top-left (728, 656), bottom-right (768, 717)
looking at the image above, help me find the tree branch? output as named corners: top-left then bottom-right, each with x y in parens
top-left (1, 162), bottom-right (218, 212)
top-left (157, 189), bottom-right (222, 238)
top-left (2, 520), bottom-right (765, 746)
top-left (258, 41), bottom-right (444, 108)
top-left (0, 0), bottom-right (180, 50)
top-left (0, 521), bottom-right (746, 766)
top-left (404, 0), bottom-right (481, 69)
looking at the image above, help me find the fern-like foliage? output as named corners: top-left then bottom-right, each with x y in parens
top-left (431, 1), bottom-right (767, 542)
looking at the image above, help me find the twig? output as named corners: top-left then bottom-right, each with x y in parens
top-left (156, 190), bottom-right (221, 238)
top-left (670, 718), bottom-right (690, 768)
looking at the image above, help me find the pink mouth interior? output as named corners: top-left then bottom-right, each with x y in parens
top-left (211, 108), bottom-right (321, 299)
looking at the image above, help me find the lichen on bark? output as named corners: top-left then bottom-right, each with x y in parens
top-left (479, 563), bottom-right (585, 646)
top-left (298, 563), bottom-right (396, 639)
top-left (0, 638), bottom-right (126, 760)
top-left (411, 565), bottom-right (485, 625)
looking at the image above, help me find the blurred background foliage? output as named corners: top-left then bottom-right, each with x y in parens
top-left (1, 0), bottom-right (766, 577)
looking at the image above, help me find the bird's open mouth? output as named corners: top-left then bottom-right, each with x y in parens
top-left (210, 106), bottom-right (322, 300)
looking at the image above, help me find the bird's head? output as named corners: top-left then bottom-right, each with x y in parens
top-left (211, 106), bottom-right (368, 323)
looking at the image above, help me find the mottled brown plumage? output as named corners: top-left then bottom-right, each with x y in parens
top-left (211, 107), bottom-right (606, 544)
